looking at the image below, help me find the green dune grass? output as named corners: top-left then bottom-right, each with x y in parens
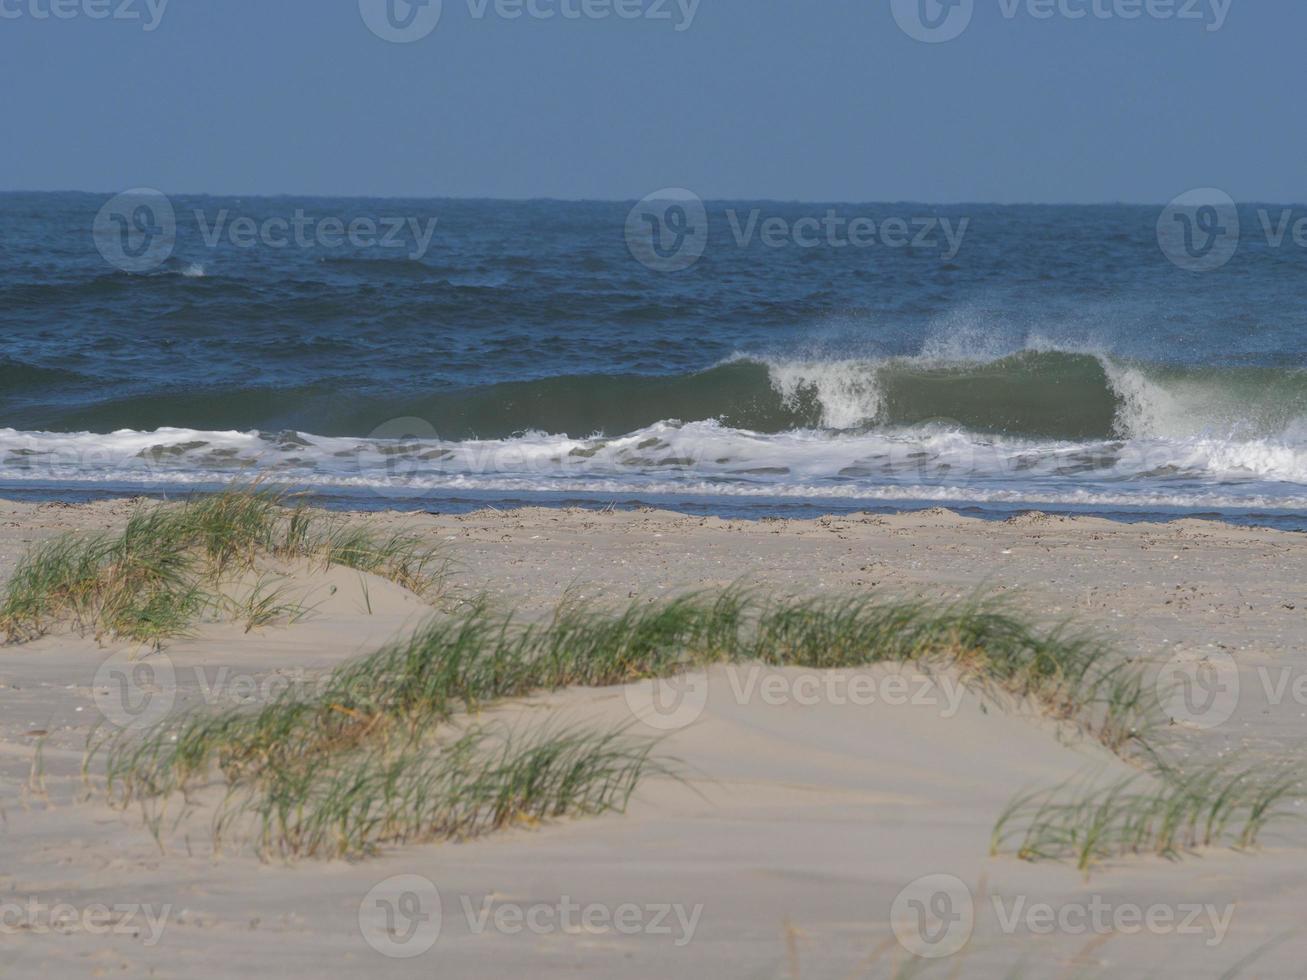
top-left (0, 487), bottom-right (445, 645)
top-left (92, 578), bottom-right (1152, 859)
top-left (6, 489), bottom-right (1286, 870)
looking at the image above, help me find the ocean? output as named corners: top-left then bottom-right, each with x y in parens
top-left (4, 190), bottom-right (1307, 526)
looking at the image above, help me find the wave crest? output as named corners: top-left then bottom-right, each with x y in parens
top-left (8, 347), bottom-right (1307, 449)
top-left (759, 349), bottom-right (1307, 444)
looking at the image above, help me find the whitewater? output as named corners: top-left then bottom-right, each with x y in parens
top-left (5, 347), bottom-right (1307, 524)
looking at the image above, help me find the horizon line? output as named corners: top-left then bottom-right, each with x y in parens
top-left (1, 188), bottom-right (1296, 208)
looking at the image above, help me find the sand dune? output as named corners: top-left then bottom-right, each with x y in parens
top-left (2, 500), bottom-right (1306, 977)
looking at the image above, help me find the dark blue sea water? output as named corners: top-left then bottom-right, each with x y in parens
top-left (4, 190), bottom-right (1307, 525)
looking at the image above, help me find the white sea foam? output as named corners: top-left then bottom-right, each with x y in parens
top-left (763, 358), bottom-right (884, 429)
top-left (749, 341), bottom-right (1307, 447)
top-left (4, 419), bottom-right (1307, 515)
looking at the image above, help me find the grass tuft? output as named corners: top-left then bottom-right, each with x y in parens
top-left (221, 723), bottom-right (670, 860)
top-left (0, 487), bottom-right (446, 645)
top-left (14, 498), bottom-right (1283, 874)
top-left (991, 761), bottom-right (1304, 873)
top-left (91, 589), bottom-right (1155, 859)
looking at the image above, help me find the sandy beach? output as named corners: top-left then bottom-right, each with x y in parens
top-left (0, 499), bottom-right (1303, 977)
top-left (10, 0), bottom-right (1306, 976)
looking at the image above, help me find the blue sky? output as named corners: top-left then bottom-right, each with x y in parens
top-left (0, 0), bottom-right (1299, 202)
